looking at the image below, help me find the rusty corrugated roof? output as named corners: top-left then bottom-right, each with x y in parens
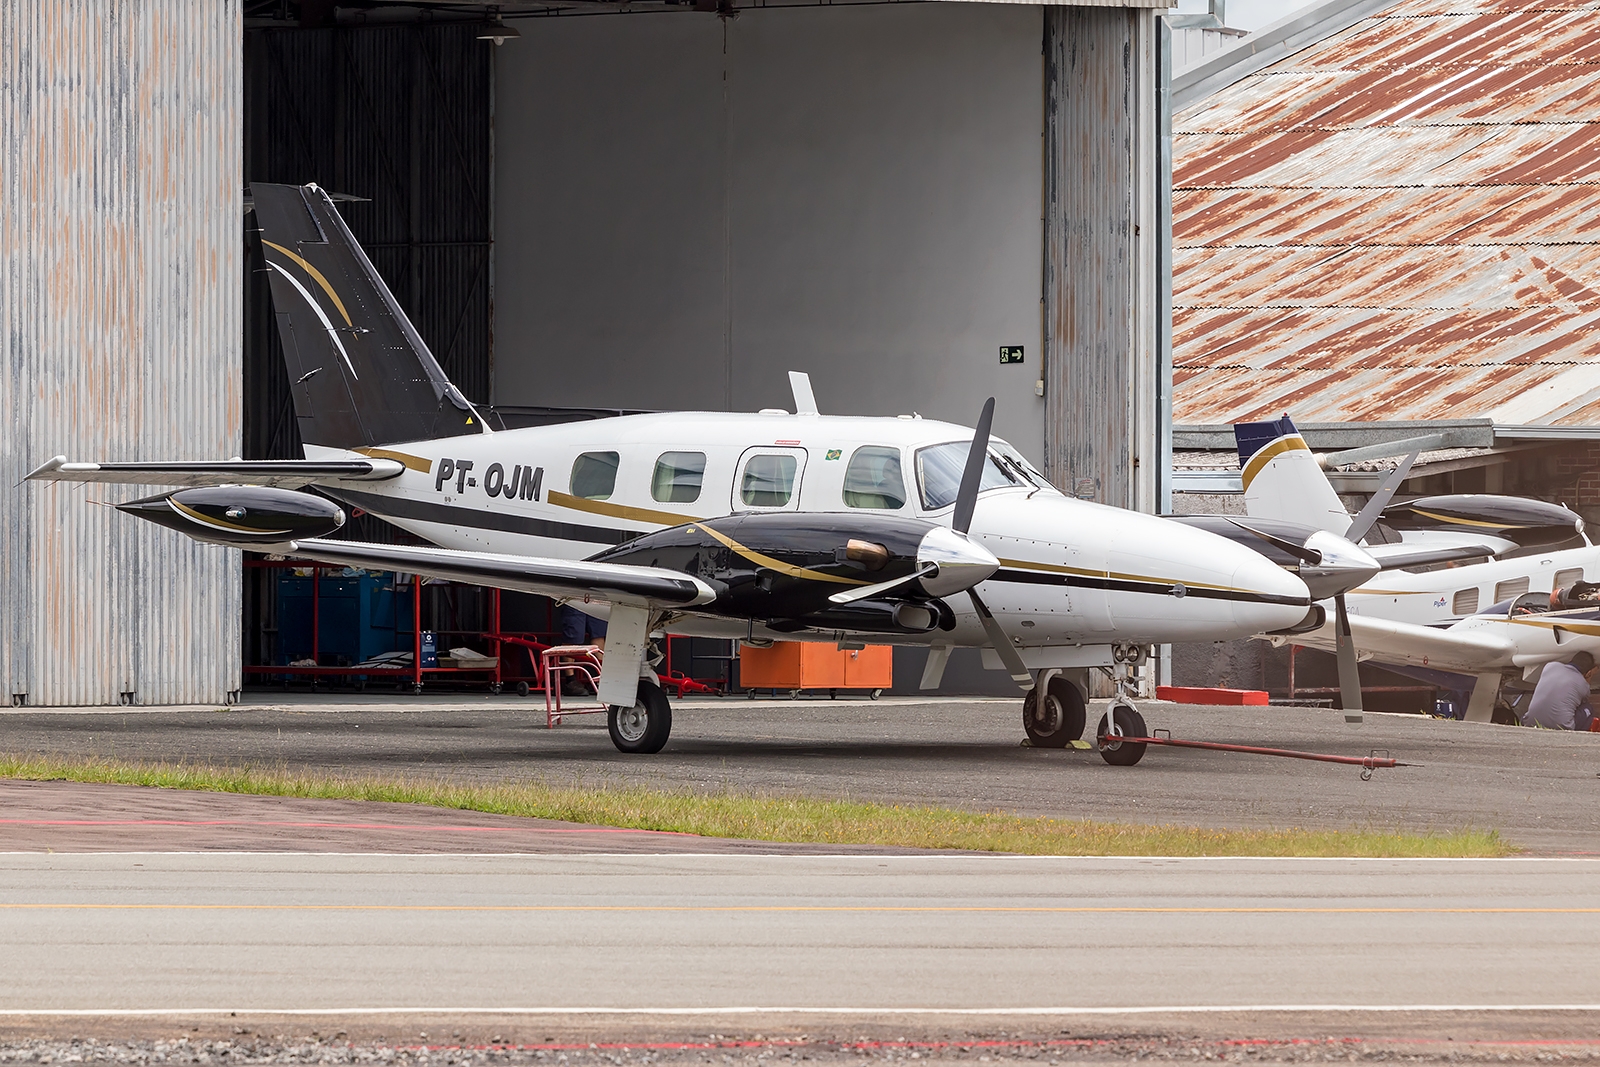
top-left (1172, 0), bottom-right (1600, 428)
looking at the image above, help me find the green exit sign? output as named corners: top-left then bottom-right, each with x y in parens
top-left (999, 346), bottom-right (1024, 364)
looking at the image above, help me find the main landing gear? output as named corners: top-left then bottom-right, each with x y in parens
top-left (1022, 646), bottom-right (1150, 766)
top-left (608, 679), bottom-right (673, 754)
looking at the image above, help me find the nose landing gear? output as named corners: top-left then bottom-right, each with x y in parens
top-left (1097, 643), bottom-right (1151, 766)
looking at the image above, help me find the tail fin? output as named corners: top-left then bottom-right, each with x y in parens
top-left (1235, 416), bottom-right (1351, 536)
top-left (250, 182), bottom-right (487, 451)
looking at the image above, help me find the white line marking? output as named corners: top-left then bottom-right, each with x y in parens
top-left (5, 1006), bottom-right (1600, 1017)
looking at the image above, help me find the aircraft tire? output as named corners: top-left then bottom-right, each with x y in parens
top-left (608, 681), bottom-right (673, 754)
top-left (1023, 677), bottom-right (1086, 748)
top-left (1096, 703), bottom-right (1148, 767)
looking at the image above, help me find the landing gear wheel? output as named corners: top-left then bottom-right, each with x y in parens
top-left (1023, 677), bottom-right (1087, 748)
top-left (608, 681), bottom-right (673, 754)
top-left (1096, 702), bottom-right (1148, 767)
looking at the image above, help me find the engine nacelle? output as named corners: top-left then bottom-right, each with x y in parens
top-left (1382, 494), bottom-right (1583, 548)
top-left (117, 485), bottom-right (345, 545)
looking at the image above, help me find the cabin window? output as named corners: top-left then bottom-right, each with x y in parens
top-left (1494, 577), bottom-right (1530, 603)
top-left (1555, 567), bottom-right (1585, 590)
top-left (842, 447), bottom-right (906, 510)
top-left (914, 441), bottom-right (1017, 511)
top-left (740, 454), bottom-right (798, 507)
top-left (651, 452), bottom-right (705, 504)
top-left (570, 451), bottom-right (620, 501)
top-left (1452, 588), bottom-right (1479, 616)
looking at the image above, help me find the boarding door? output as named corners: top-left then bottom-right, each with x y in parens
top-left (731, 447), bottom-right (808, 513)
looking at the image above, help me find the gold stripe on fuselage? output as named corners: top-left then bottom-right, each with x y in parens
top-left (354, 447), bottom-right (433, 474)
top-left (997, 556), bottom-right (1239, 595)
top-left (1239, 434), bottom-right (1310, 492)
top-left (548, 491), bottom-right (701, 528)
top-left (693, 522), bottom-right (870, 586)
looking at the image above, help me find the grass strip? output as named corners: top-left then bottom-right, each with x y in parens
top-left (0, 751), bottom-right (1509, 857)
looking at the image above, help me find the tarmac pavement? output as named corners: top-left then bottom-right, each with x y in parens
top-left (2, 694), bottom-right (1598, 852)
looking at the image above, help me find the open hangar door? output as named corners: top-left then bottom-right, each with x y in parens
top-left (492, 0), bottom-right (1169, 693)
top-left (239, 0), bottom-right (1166, 698)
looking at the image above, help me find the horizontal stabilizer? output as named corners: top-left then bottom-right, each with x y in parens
top-left (1366, 542), bottom-right (1506, 572)
top-left (26, 456), bottom-right (404, 488)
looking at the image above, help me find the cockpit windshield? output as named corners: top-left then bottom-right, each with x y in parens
top-left (914, 441), bottom-right (1019, 510)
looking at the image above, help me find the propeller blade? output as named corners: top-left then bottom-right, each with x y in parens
top-left (968, 588), bottom-right (1033, 691)
top-left (951, 397), bottom-right (996, 536)
top-left (1344, 451), bottom-right (1419, 544)
top-left (1333, 592), bottom-right (1363, 724)
top-left (1225, 517), bottom-right (1322, 565)
top-left (829, 562), bottom-right (939, 605)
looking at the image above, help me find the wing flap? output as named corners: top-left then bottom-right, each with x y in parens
top-left (284, 538), bottom-right (717, 608)
top-left (27, 456), bottom-right (404, 488)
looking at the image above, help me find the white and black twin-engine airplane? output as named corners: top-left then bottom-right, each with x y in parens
top-left (29, 183), bottom-right (1330, 762)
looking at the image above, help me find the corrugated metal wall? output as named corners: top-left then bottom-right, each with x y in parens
top-left (1, 0), bottom-right (242, 707)
top-left (1042, 6), bottom-right (1159, 513)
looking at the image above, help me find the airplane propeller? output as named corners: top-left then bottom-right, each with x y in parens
top-left (1330, 450), bottom-right (1419, 724)
top-left (955, 398), bottom-right (1034, 692)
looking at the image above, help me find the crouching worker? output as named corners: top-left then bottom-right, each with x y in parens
top-left (1522, 652), bottom-right (1597, 730)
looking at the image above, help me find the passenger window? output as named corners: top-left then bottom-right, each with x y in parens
top-left (842, 446), bottom-right (906, 509)
top-left (1452, 588), bottom-right (1479, 615)
top-left (1555, 567), bottom-right (1584, 590)
top-left (1494, 577), bottom-right (1530, 603)
top-left (652, 452), bottom-right (705, 504)
top-left (570, 451), bottom-right (620, 501)
top-left (741, 454), bottom-right (798, 507)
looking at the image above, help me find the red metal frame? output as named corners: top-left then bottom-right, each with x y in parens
top-left (540, 645), bottom-right (607, 727)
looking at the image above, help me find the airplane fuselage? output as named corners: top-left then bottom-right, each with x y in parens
top-left (308, 411), bottom-right (1310, 660)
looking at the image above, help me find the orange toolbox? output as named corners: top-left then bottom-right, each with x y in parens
top-left (739, 641), bottom-right (892, 698)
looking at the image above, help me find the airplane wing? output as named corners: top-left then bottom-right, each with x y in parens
top-left (279, 537), bottom-right (717, 708)
top-left (1278, 613), bottom-right (1516, 674)
top-left (26, 456), bottom-right (405, 488)
top-left (280, 537), bottom-right (716, 608)
top-left (1365, 542), bottom-right (1506, 571)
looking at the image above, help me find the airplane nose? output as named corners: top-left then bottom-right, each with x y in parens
top-left (1230, 551), bottom-right (1314, 633)
top-left (916, 526), bottom-right (1000, 599)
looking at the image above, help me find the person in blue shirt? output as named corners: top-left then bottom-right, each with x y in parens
top-left (1522, 652), bottom-right (1596, 731)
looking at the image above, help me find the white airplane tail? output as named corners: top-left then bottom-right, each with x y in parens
top-left (1235, 416), bottom-right (1350, 536)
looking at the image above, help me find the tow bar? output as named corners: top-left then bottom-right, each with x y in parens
top-left (1128, 731), bottom-right (1409, 780)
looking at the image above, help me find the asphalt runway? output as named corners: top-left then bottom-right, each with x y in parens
top-left (3, 852), bottom-right (1599, 1012)
top-left (3, 693), bottom-right (1599, 852)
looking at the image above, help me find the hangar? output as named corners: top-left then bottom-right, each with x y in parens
top-left (4, 0), bottom-right (1173, 706)
top-left (1166, 0), bottom-right (1600, 700)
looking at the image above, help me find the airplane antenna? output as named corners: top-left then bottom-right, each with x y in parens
top-left (788, 371), bottom-right (819, 416)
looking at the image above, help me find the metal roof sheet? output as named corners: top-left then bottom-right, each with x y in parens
top-left (1173, 0), bottom-right (1600, 428)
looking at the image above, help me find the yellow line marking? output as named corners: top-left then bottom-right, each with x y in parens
top-left (354, 447), bottom-right (432, 475)
top-left (1509, 617), bottom-right (1600, 637)
top-left (547, 491), bottom-right (699, 528)
top-left (263, 240), bottom-right (353, 327)
top-left (695, 523), bottom-right (870, 586)
top-left (3, 905), bottom-right (1597, 914)
top-left (1240, 435), bottom-right (1312, 492)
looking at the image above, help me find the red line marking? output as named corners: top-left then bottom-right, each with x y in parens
top-left (0, 819), bottom-right (692, 835)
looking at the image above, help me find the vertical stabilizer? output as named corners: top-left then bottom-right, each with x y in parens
top-left (1235, 416), bottom-right (1350, 535)
top-left (250, 183), bottom-right (488, 451)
